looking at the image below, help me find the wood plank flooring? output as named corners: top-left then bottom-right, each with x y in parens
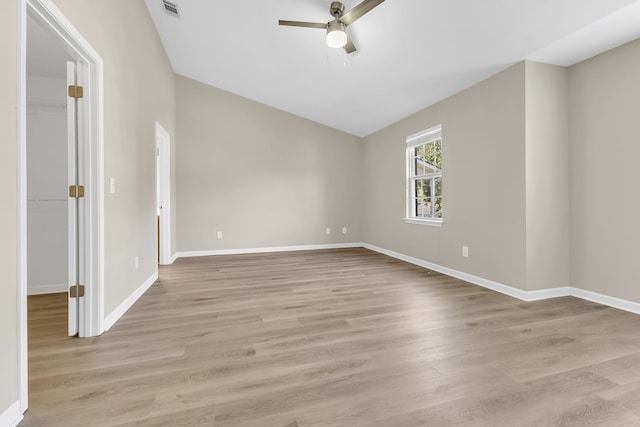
top-left (20, 248), bottom-right (640, 426)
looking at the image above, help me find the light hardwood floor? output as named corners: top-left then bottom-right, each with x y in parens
top-left (21, 248), bottom-right (640, 426)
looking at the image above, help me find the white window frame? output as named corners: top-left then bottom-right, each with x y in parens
top-left (405, 125), bottom-right (443, 227)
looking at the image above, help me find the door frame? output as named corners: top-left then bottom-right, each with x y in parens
top-left (17, 0), bottom-right (104, 413)
top-left (155, 121), bottom-right (172, 265)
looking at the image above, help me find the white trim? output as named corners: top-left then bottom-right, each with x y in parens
top-left (571, 288), bottom-right (640, 315)
top-left (66, 60), bottom-right (78, 337)
top-left (157, 242), bottom-right (640, 327)
top-left (362, 243), bottom-right (640, 314)
top-left (103, 272), bottom-right (158, 331)
top-left (174, 243), bottom-right (640, 320)
top-left (176, 243), bottom-right (363, 258)
top-left (27, 283), bottom-right (68, 295)
top-left (403, 218), bottom-right (443, 227)
top-left (526, 287), bottom-right (572, 301)
top-left (363, 243), bottom-right (532, 301)
top-left (169, 252), bottom-right (178, 264)
top-left (17, 0), bottom-right (28, 414)
top-left (143, 242), bottom-right (640, 319)
top-left (0, 401), bottom-right (23, 427)
top-left (406, 124), bottom-right (442, 147)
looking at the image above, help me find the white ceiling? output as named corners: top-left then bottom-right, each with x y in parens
top-left (23, 1), bottom-right (640, 135)
top-left (150, 1), bottom-right (638, 137)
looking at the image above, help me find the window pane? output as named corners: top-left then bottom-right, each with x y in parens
top-left (434, 197), bottom-right (442, 218)
top-left (424, 142), bottom-right (435, 166)
top-left (416, 198), bottom-right (431, 217)
top-left (413, 145), bottom-right (426, 176)
top-left (411, 142), bottom-right (440, 175)
top-left (434, 177), bottom-right (442, 197)
top-left (413, 198), bottom-right (423, 217)
top-left (415, 179), bottom-right (431, 198)
top-left (434, 139), bottom-right (442, 169)
top-left (416, 159), bottom-right (437, 175)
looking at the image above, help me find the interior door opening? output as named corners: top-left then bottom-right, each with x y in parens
top-left (20, 0), bottom-right (105, 416)
top-left (156, 121), bottom-right (171, 266)
top-left (25, 14), bottom-right (75, 337)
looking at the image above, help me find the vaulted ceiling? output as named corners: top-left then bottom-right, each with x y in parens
top-left (146, 0), bottom-right (640, 137)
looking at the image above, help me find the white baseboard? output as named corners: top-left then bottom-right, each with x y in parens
top-left (174, 241), bottom-right (640, 316)
top-left (362, 243), bottom-right (533, 301)
top-left (571, 287), bottom-right (640, 315)
top-left (361, 243), bottom-right (640, 315)
top-left (0, 401), bottom-right (23, 427)
top-left (526, 287), bottom-right (572, 301)
top-left (175, 243), bottom-right (363, 258)
top-left (27, 283), bottom-right (67, 295)
top-left (103, 271), bottom-right (158, 331)
top-left (159, 253), bottom-right (178, 266)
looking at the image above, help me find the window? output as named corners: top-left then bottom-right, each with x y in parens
top-left (406, 125), bottom-right (442, 225)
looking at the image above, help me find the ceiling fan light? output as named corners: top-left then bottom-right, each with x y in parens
top-left (326, 21), bottom-right (347, 48)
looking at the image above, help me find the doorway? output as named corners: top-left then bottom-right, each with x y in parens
top-left (155, 121), bottom-right (171, 266)
top-left (25, 13), bottom-right (72, 300)
top-left (25, 13), bottom-right (74, 344)
top-left (18, 0), bottom-right (104, 415)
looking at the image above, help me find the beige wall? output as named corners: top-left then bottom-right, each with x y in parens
top-left (525, 62), bottom-right (570, 291)
top-left (51, 0), bottom-right (176, 315)
top-left (362, 46), bottom-right (640, 300)
top-left (175, 76), bottom-right (362, 252)
top-left (362, 63), bottom-right (528, 290)
top-left (569, 39), bottom-right (640, 302)
top-left (1, 0), bottom-right (18, 415)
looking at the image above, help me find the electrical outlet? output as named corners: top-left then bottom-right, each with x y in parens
top-left (462, 246), bottom-right (469, 258)
top-left (217, 231), bottom-right (223, 239)
top-left (326, 227), bottom-right (331, 235)
top-left (109, 177), bottom-right (116, 194)
top-left (134, 256), bottom-right (139, 270)
top-left (342, 227), bottom-right (347, 234)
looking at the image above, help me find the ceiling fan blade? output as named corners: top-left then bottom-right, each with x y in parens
top-left (339, 0), bottom-right (385, 26)
top-left (278, 20), bottom-right (327, 29)
top-left (344, 36), bottom-right (357, 54)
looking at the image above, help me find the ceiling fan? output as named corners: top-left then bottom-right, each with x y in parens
top-left (279, 0), bottom-right (385, 54)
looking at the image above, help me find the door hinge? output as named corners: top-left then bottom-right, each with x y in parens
top-left (69, 285), bottom-right (85, 298)
top-left (68, 85), bottom-right (84, 99)
top-left (69, 185), bottom-right (85, 198)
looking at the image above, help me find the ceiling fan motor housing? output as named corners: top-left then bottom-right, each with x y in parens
top-left (330, 1), bottom-right (345, 18)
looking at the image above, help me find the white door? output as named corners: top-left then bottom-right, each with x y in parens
top-left (67, 61), bottom-right (82, 336)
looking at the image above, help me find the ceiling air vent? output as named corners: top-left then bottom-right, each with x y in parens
top-left (162, 0), bottom-right (180, 18)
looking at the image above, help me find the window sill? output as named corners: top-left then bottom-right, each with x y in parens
top-left (404, 218), bottom-right (443, 227)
